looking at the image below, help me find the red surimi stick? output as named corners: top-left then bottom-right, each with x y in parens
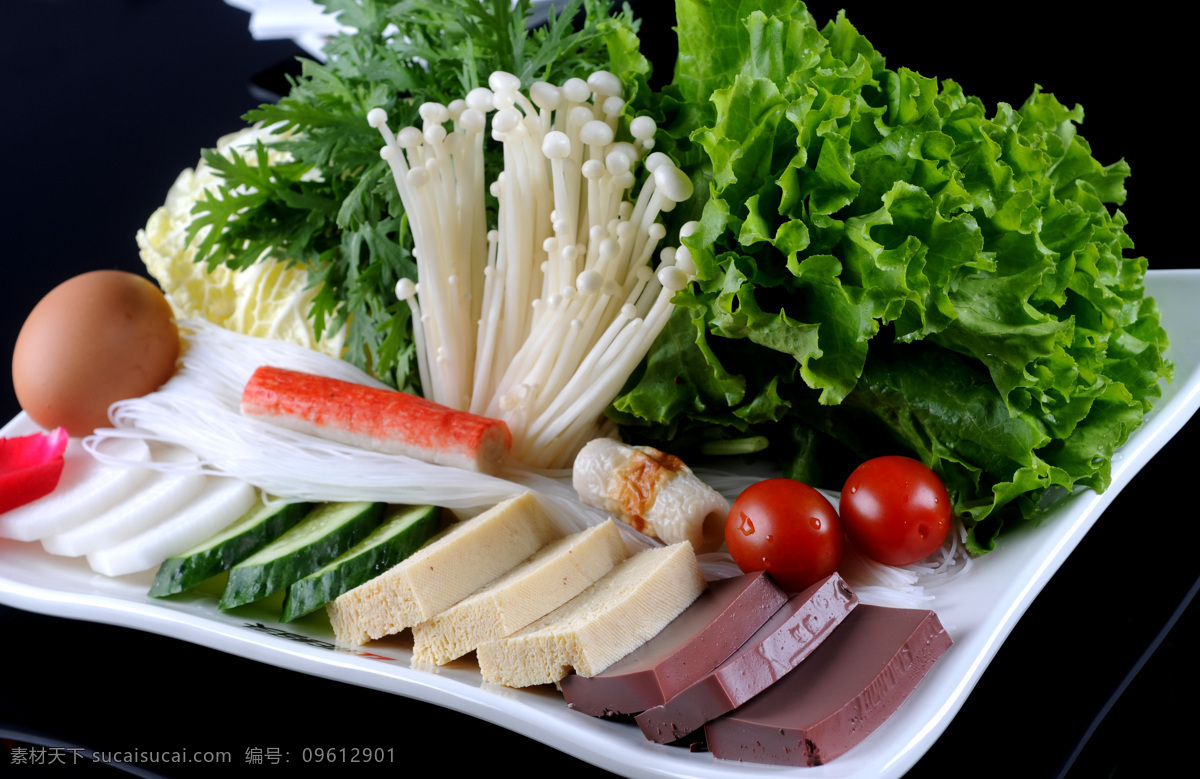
top-left (241, 366), bottom-right (512, 475)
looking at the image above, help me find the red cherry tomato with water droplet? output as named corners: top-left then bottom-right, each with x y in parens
top-left (839, 456), bottom-right (952, 566)
top-left (724, 478), bottom-right (843, 592)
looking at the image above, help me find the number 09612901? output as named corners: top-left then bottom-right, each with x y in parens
top-left (300, 747), bottom-right (395, 763)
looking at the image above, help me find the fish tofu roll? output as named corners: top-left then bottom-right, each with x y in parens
top-left (572, 438), bottom-right (728, 554)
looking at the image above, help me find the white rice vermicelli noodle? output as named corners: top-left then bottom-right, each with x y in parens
top-left (84, 319), bottom-right (970, 605)
top-left (83, 320), bottom-right (629, 535)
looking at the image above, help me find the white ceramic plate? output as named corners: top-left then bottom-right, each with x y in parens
top-left (3, 269), bottom-right (1198, 778)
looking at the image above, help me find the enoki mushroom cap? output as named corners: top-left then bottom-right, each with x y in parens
top-left (492, 107), bottom-right (522, 137)
top-left (465, 87), bottom-right (494, 112)
top-left (397, 127), bottom-right (424, 148)
top-left (488, 70), bottom-right (522, 94)
top-left (458, 108), bottom-right (486, 133)
top-left (530, 81), bottom-right (561, 111)
top-left (561, 77), bottom-right (590, 102)
top-left (367, 107), bottom-right (388, 128)
top-left (419, 102), bottom-right (450, 125)
top-left (579, 120), bottom-right (615, 147)
top-left (542, 131), bottom-right (571, 160)
top-left (629, 115), bottom-right (657, 142)
top-left (657, 265), bottom-right (690, 292)
top-left (581, 159), bottom-right (605, 180)
top-left (395, 278), bottom-right (418, 300)
top-left (576, 269), bottom-right (604, 295)
top-left (653, 163), bottom-right (694, 203)
top-left (587, 70), bottom-right (623, 97)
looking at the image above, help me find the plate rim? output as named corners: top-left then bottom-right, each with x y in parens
top-left (3, 268), bottom-right (1198, 778)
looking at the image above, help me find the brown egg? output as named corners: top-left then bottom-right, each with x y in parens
top-left (12, 270), bottom-right (180, 437)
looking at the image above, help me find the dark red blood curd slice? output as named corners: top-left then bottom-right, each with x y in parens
top-left (562, 571), bottom-right (788, 717)
top-left (635, 573), bottom-right (857, 743)
top-left (705, 605), bottom-right (953, 767)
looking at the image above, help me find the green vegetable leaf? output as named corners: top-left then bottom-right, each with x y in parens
top-left (612, 0), bottom-right (1171, 547)
top-left (186, 0), bottom-right (648, 390)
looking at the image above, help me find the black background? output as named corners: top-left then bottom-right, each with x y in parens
top-left (1, 2), bottom-right (1196, 777)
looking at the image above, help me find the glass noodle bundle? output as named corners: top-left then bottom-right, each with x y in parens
top-left (83, 320), bottom-right (609, 533)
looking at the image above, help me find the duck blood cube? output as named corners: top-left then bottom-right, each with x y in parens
top-left (562, 571), bottom-right (788, 717)
top-left (636, 573), bottom-right (857, 743)
top-left (704, 605), bottom-right (952, 767)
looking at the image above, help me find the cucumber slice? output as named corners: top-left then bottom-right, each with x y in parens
top-left (219, 501), bottom-right (384, 610)
top-left (281, 504), bottom-right (440, 622)
top-left (149, 499), bottom-right (312, 597)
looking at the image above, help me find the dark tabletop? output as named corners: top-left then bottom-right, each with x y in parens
top-left (2, 2), bottom-right (1196, 777)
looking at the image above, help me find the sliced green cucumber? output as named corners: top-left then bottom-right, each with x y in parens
top-left (280, 504), bottom-right (440, 622)
top-left (149, 499), bottom-right (312, 597)
top-left (219, 501), bottom-right (384, 610)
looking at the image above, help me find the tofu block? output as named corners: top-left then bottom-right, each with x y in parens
top-left (327, 492), bottom-right (560, 645)
top-left (412, 520), bottom-right (628, 665)
top-left (476, 542), bottom-right (705, 688)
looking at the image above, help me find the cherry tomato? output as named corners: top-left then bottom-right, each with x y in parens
top-left (725, 478), bottom-right (843, 592)
top-left (839, 456), bottom-right (952, 566)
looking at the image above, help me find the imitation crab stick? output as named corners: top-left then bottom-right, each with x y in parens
top-left (240, 366), bottom-right (512, 474)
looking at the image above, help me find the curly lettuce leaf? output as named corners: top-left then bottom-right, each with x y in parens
top-left (614, 0), bottom-right (1171, 552)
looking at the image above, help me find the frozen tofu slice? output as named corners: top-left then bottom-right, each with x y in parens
top-left (476, 541), bottom-right (705, 688)
top-left (327, 491), bottom-right (560, 645)
top-left (412, 520), bottom-right (628, 665)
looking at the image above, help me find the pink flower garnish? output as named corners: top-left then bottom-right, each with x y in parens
top-left (1, 427), bottom-right (70, 515)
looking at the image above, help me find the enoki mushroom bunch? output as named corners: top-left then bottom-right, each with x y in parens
top-left (370, 70), bottom-right (696, 469)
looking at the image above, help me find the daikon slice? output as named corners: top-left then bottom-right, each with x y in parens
top-left (0, 437), bottom-right (151, 542)
top-left (42, 447), bottom-right (205, 557)
top-left (87, 476), bottom-right (257, 577)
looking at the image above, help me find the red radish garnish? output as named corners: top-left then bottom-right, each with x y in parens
top-left (0, 427), bottom-right (70, 514)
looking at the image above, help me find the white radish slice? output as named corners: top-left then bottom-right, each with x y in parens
top-left (41, 447), bottom-right (205, 557)
top-left (86, 476), bottom-right (257, 577)
top-left (0, 437), bottom-right (152, 542)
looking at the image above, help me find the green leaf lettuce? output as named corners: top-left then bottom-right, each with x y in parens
top-left (613, 0), bottom-right (1171, 552)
